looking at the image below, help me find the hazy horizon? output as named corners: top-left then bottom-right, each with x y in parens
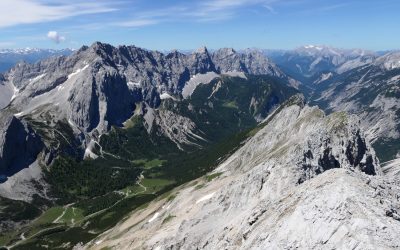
top-left (0, 0), bottom-right (399, 51)
top-left (0, 42), bottom-right (396, 53)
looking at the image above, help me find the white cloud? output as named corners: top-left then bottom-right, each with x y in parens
top-left (114, 0), bottom-right (280, 27)
top-left (0, 0), bottom-right (117, 28)
top-left (263, 4), bottom-right (277, 14)
top-left (201, 0), bottom-right (278, 12)
top-left (114, 7), bottom-right (187, 28)
top-left (47, 31), bottom-right (65, 43)
top-left (116, 18), bottom-right (160, 28)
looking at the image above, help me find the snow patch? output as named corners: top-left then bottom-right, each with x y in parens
top-left (148, 212), bottom-right (160, 223)
top-left (10, 85), bottom-right (19, 101)
top-left (68, 64), bottom-right (89, 79)
top-left (196, 192), bottom-right (216, 204)
top-left (127, 81), bottom-right (141, 88)
top-left (304, 45), bottom-right (322, 51)
top-left (222, 71), bottom-right (247, 79)
top-left (160, 92), bottom-right (175, 100)
top-left (95, 240), bottom-right (104, 245)
top-left (14, 112), bottom-right (24, 118)
top-left (29, 73), bottom-right (46, 83)
top-left (68, 119), bottom-right (76, 128)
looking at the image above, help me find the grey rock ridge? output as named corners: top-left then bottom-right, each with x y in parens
top-left (0, 42), bottom-right (299, 165)
top-left (212, 48), bottom-right (284, 76)
top-left (87, 103), bottom-right (400, 250)
top-left (1, 42), bottom-right (292, 137)
top-left (311, 51), bottom-right (400, 161)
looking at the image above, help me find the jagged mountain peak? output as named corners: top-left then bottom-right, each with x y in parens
top-left (194, 46), bottom-right (209, 54)
top-left (212, 48), bottom-right (241, 60)
top-left (211, 47), bottom-right (285, 78)
top-left (89, 41), bottom-right (115, 52)
top-left (166, 49), bottom-right (186, 59)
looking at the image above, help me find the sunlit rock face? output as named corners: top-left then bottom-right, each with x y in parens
top-left (88, 103), bottom-right (400, 250)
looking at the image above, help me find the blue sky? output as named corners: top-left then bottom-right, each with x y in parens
top-left (0, 0), bottom-right (399, 51)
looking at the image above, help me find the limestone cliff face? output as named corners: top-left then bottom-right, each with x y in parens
top-left (0, 112), bottom-right (43, 179)
top-left (87, 103), bottom-right (400, 250)
top-left (1, 42), bottom-right (292, 143)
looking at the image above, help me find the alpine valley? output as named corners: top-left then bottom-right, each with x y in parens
top-left (0, 43), bottom-right (399, 250)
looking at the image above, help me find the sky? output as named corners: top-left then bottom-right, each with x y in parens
top-left (0, 0), bottom-right (399, 51)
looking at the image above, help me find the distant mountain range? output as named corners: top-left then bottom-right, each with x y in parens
top-left (0, 48), bottom-right (74, 72)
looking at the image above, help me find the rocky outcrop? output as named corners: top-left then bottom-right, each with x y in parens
top-left (0, 74), bottom-right (14, 109)
top-left (87, 103), bottom-right (397, 250)
top-left (154, 109), bottom-right (206, 149)
top-left (212, 48), bottom-right (283, 76)
top-left (0, 112), bottom-right (43, 179)
top-left (311, 55), bottom-right (400, 161)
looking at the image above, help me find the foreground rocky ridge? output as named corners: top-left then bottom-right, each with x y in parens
top-left (88, 103), bottom-right (400, 250)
